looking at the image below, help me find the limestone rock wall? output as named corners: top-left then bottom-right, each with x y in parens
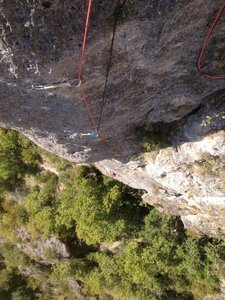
top-left (96, 93), bottom-right (225, 236)
top-left (0, 0), bottom-right (224, 162)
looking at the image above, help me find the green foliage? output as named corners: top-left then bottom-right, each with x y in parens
top-left (0, 268), bottom-right (13, 290)
top-left (0, 243), bottom-right (37, 299)
top-left (51, 261), bottom-right (72, 280)
top-left (136, 121), bottom-right (168, 152)
top-left (0, 129), bottom-right (25, 192)
top-left (0, 129), bottom-right (41, 193)
top-left (200, 154), bottom-right (219, 175)
top-left (0, 198), bottom-right (28, 240)
top-left (11, 289), bottom-right (33, 300)
top-left (81, 211), bottom-right (223, 300)
top-left (56, 166), bottom-right (148, 245)
top-left (0, 128), bottom-right (225, 299)
top-left (24, 172), bottom-right (57, 215)
top-left (31, 207), bottom-right (55, 238)
top-left (19, 135), bottom-right (41, 169)
top-left (1, 243), bottom-right (30, 270)
top-left (43, 248), bottom-right (60, 262)
top-left (177, 238), bottom-right (220, 298)
top-left (201, 113), bottom-right (225, 127)
top-left (22, 172), bottom-right (58, 238)
top-left (39, 148), bottom-right (72, 172)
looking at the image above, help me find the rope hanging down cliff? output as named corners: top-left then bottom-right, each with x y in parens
top-left (97, 0), bottom-right (125, 130)
top-left (76, 0), bottom-right (126, 160)
top-left (76, 0), bottom-right (98, 131)
top-left (197, 2), bottom-right (225, 78)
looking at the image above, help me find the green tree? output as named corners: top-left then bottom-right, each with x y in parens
top-left (56, 166), bottom-right (148, 245)
top-left (0, 129), bottom-right (24, 192)
top-left (0, 129), bottom-right (41, 193)
top-left (27, 207), bottom-right (55, 238)
top-left (24, 172), bottom-right (58, 215)
top-left (81, 210), bottom-right (222, 300)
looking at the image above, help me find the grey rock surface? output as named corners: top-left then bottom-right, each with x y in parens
top-left (0, 0), bottom-right (225, 162)
top-left (16, 227), bottom-right (69, 264)
top-left (96, 87), bottom-right (225, 237)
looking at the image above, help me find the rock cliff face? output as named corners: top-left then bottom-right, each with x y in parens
top-left (1, 0), bottom-right (225, 235)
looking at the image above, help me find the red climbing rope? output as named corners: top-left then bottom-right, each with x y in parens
top-left (80, 85), bottom-right (98, 132)
top-left (77, 0), bottom-right (93, 82)
top-left (99, 133), bottom-right (127, 160)
top-left (77, 0), bottom-right (98, 132)
top-left (197, 3), bottom-right (225, 78)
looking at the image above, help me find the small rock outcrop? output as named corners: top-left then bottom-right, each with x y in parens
top-left (16, 227), bottom-right (69, 264)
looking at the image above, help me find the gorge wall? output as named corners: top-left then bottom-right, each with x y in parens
top-left (1, 0), bottom-right (225, 236)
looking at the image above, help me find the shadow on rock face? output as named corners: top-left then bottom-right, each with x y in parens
top-left (169, 88), bottom-right (225, 148)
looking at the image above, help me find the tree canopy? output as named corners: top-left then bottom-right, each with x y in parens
top-left (0, 128), bottom-right (225, 299)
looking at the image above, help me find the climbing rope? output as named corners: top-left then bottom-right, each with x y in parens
top-left (77, 0), bottom-right (126, 160)
top-left (77, 0), bottom-right (93, 82)
top-left (79, 85), bottom-right (98, 132)
top-left (76, 0), bottom-right (99, 135)
top-left (197, 3), bottom-right (225, 78)
top-left (97, 0), bottom-right (122, 130)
